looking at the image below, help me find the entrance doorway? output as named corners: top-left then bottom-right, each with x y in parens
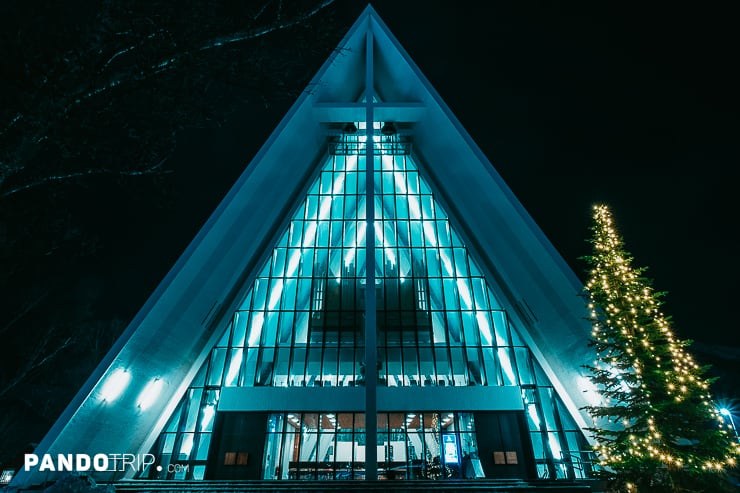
top-left (474, 411), bottom-right (536, 479)
top-left (259, 411), bottom-right (484, 480)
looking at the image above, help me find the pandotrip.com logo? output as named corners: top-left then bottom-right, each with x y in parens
top-left (24, 453), bottom-right (160, 473)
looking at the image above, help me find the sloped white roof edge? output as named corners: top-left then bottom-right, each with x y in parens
top-left (14, 5), bottom-right (595, 487)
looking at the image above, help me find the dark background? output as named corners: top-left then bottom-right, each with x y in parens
top-left (1, 0), bottom-right (737, 465)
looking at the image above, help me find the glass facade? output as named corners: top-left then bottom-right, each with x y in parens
top-left (262, 412), bottom-right (481, 480)
top-left (141, 124), bottom-right (592, 481)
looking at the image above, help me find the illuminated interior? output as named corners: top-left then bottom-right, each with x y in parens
top-left (262, 412), bottom-right (479, 480)
top-left (141, 126), bottom-right (592, 481)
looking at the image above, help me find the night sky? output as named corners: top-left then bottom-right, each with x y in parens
top-left (1, 0), bottom-right (738, 465)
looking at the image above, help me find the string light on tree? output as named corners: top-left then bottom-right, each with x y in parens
top-left (582, 204), bottom-right (740, 492)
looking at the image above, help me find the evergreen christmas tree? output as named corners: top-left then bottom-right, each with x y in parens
top-left (583, 204), bottom-right (739, 492)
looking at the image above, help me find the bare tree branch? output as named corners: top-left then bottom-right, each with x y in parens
top-left (199, 0), bottom-right (335, 52)
top-left (0, 0), bottom-right (338, 200)
top-left (0, 292), bottom-right (49, 337)
top-left (0, 333), bottom-right (74, 400)
top-left (74, 0), bottom-right (338, 106)
top-left (102, 30), bottom-right (167, 69)
top-left (0, 113), bottom-right (23, 138)
top-left (1, 157), bottom-right (171, 199)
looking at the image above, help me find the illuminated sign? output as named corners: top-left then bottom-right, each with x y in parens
top-left (443, 435), bottom-right (458, 464)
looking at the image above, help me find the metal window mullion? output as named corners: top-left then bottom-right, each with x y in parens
top-left (363, 26), bottom-right (378, 481)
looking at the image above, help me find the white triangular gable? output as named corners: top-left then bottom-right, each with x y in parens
top-left (14, 6), bottom-right (594, 487)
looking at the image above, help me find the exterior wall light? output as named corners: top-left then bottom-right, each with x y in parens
top-left (136, 378), bottom-right (164, 410)
top-left (100, 369), bottom-right (130, 403)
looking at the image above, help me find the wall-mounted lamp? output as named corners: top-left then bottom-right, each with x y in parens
top-left (100, 369), bottom-right (130, 403)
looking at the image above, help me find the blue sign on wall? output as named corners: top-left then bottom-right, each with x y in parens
top-left (443, 435), bottom-right (458, 463)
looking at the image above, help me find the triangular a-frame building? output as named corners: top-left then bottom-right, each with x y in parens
top-left (14, 6), bottom-right (599, 487)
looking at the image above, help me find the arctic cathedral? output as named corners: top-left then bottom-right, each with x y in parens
top-left (12, 7), bottom-right (601, 489)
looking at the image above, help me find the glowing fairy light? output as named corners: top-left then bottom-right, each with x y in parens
top-left (582, 204), bottom-right (739, 478)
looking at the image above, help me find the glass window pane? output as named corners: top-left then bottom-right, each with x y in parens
top-left (232, 312), bottom-right (248, 348)
top-left (278, 311), bottom-right (294, 346)
top-left (395, 195), bottom-right (409, 220)
top-left (410, 221), bottom-right (424, 248)
top-left (252, 279), bottom-right (268, 311)
top-left (418, 347), bottom-right (435, 386)
top-left (497, 347), bottom-right (518, 385)
top-left (443, 279), bottom-right (459, 310)
top-left (387, 347), bottom-right (402, 386)
top-left (420, 195), bottom-right (434, 220)
top-left (207, 349), bottom-right (226, 387)
top-left (289, 221), bottom-right (303, 248)
top-left (273, 347), bottom-right (290, 387)
top-left (322, 348), bottom-right (338, 386)
top-left (403, 347), bottom-right (419, 385)
top-left (299, 248), bottom-right (314, 277)
top-left (425, 249), bottom-right (441, 278)
top-left (262, 311), bottom-right (279, 346)
top-left (407, 170), bottom-right (419, 195)
top-left (453, 248), bottom-right (468, 277)
top-left (471, 278), bottom-right (488, 310)
top-left (195, 434), bottom-right (211, 460)
top-left (332, 196), bottom-right (344, 220)
top-left (492, 310), bottom-right (510, 346)
top-left (382, 171), bottom-right (394, 195)
top-left (539, 388), bottom-right (559, 431)
top-left (447, 311), bottom-right (462, 344)
top-left (450, 228), bottom-right (464, 247)
top-left (247, 312), bottom-right (265, 348)
top-left (294, 311), bottom-right (309, 345)
top-left (466, 347), bottom-right (484, 385)
top-left (435, 348), bottom-right (450, 385)
top-left (437, 221), bottom-right (451, 247)
top-left (548, 432), bottom-right (564, 475)
top-left (243, 347), bottom-right (259, 386)
top-left (450, 347), bottom-right (467, 386)
top-left (482, 346), bottom-right (501, 386)
top-left (272, 248), bottom-right (287, 277)
top-left (461, 311), bottom-right (478, 346)
top-left (161, 433), bottom-right (176, 454)
top-left (256, 347), bottom-right (275, 386)
top-left (516, 347), bottom-right (535, 386)
top-left (476, 311), bottom-right (494, 346)
top-left (223, 349), bottom-right (243, 386)
top-left (431, 311), bottom-right (446, 344)
top-left (530, 432), bottom-right (545, 461)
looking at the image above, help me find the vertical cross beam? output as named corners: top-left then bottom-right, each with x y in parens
top-left (363, 23), bottom-right (378, 482)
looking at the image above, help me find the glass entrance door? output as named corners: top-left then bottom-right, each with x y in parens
top-left (261, 411), bottom-right (482, 480)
